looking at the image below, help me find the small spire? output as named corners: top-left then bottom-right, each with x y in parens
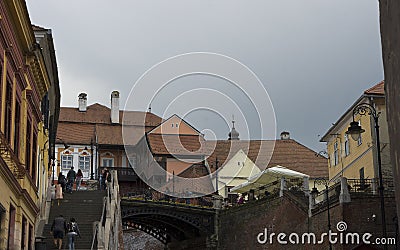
top-left (228, 116), bottom-right (240, 140)
top-left (148, 103), bottom-right (152, 113)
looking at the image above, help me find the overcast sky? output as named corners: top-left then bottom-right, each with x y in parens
top-left (26, 0), bottom-right (384, 151)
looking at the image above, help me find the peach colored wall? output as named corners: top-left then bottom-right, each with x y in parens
top-left (166, 159), bottom-right (192, 175)
top-left (151, 115), bottom-right (199, 135)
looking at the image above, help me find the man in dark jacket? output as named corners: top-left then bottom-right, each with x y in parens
top-left (51, 214), bottom-right (67, 249)
top-left (66, 167), bottom-right (76, 193)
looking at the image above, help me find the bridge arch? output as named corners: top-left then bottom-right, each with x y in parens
top-left (121, 200), bottom-right (216, 244)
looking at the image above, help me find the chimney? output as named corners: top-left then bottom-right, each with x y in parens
top-left (78, 93), bottom-right (87, 112)
top-left (280, 131), bottom-right (290, 140)
top-left (111, 91), bottom-right (120, 123)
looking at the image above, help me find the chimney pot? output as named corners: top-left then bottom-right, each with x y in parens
top-left (78, 93), bottom-right (87, 112)
top-left (111, 91), bottom-right (120, 123)
top-left (280, 131), bottom-right (290, 140)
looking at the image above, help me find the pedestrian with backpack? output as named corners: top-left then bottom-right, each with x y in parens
top-left (67, 217), bottom-right (81, 250)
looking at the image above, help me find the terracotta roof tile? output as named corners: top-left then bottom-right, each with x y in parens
top-left (96, 125), bottom-right (152, 146)
top-left (56, 123), bottom-right (95, 145)
top-left (205, 139), bottom-right (327, 178)
top-left (364, 81), bottom-right (384, 95)
top-left (59, 103), bottom-right (162, 126)
top-left (57, 103), bottom-right (161, 146)
top-left (147, 134), bottom-right (207, 155)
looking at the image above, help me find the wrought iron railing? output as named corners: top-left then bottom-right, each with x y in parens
top-left (121, 188), bottom-right (214, 208)
top-left (313, 181), bottom-right (341, 205)
top-left (0, 131), bottom-right (25, 178)
top-left (347, 178), bottom-right (395, 194)
top-left (347, 178), bottom-right (376, 194)
top-left (98, 166), bottom-right (138, 182)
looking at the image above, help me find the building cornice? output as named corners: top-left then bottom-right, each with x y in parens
top-left (320, 94), bottom-right (385, 142)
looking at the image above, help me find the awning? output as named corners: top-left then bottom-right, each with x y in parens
top-left (230, 165), bottom-right (309, 193)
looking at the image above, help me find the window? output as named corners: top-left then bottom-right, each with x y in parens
top-left (344, 134), bottom-right (350, 156)
top-left (359, 167), bottom-right (365, 189)
top-left (8, 205), bottom-right (16, 249)
top-left (25, 118), bottom-right (32, 174)
top-left (79, 155), bottom-right (90, 170)
top-left (0, 203), bottom-right (5, 248)
top-left (32, 132), bottom-right (37, 182)
top-left (357, 120), bottom-right (362, 146)
top-left (5, 81), bottom-right (12, 143)
top-left (333, 142), bottom-right (339, 166)
top-left (102, 158), bottom-right (114, 168)
top-left (14, 100), bottom-right (21, 158)
top-left (61, 154), bottom-right (73, 169)
top-left (28, 224), bottom-right (33, 250)
top-left (128, 156), bottom-right (136, 168)
top-left (21, 216), bottom-right (27, 250)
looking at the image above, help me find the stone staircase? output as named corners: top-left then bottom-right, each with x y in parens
top-left (43, 190), bottom-right (106, 249)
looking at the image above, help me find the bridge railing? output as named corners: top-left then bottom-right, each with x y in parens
top-left (121, 188), bottom-right (214, 208)
top-left (95, 170), bottom-right (123, 249)
top-left (98, 166), bottom-right (138, 182)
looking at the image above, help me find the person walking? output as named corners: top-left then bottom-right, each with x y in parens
top-left (76, 169), bottom-right (83, 191)
top-left (102, 168), bottom-right (110, 190)
top-left (55, 182), bottom-right (63, 206)
top-left (51, 214), bottom-right (67, 250)
top-left (58, 172), bottom-right (66, 193)
top-left (66, 167), bottom-right (76, 193)
top-left (66, 217), bottom-right (81, 250)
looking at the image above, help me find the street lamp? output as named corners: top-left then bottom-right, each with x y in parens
top-left (346, 102), bottom-right (387, 247)
top-left (215, 157), bottom-right (219, 195)
top-left (311, 178), bottom-right (332, 250)
top-left (172, 170), bottom-right (175, 196)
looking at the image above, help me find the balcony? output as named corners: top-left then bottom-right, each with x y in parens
top-left (0, 131), bottom-right (25, 179)
top-left (99, 166), bottom-right (138, 182)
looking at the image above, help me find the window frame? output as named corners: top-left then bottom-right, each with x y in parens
top-left (79, 154), bottom-right (90, 171)
top-left (333, 141), bottom-right (339, 166)
top-left (344, 134), bottom-right (350, 156)
top-left (61, 154), bottom-right (74, 170)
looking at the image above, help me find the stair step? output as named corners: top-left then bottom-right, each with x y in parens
top-left (42, 190), bottom-right (106, 249)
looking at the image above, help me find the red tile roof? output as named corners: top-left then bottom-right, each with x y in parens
top-left (56, 123), bottom-right (95, 145)
top-left (204, 139), bottom-right (327, 178)
top-left (146, 134), bottom-right (207, 155)
top-left (364, 81), bottom-right (384, 95)
top-left (59, 103), bottom-right (162, 126)
top-left (57, 103), bottom-right (162, 146)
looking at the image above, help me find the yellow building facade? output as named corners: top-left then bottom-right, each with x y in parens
top-left (321, 81), bottom-right (392, 188)
top-left (0, 1), bottom-right (60, 249)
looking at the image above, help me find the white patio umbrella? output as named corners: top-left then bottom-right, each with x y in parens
top-left (231, 165), bottom-right (309, 193)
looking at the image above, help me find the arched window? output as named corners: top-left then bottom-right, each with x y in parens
top-left (61, 150), bottom-right (73, 170)
top-left (79, 150), bottom-right (90, 171)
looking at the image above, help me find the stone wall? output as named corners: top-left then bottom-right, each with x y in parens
top-left (218, 194), bottom-right (397, 249)
top-left (379, 0), bottom-right (400, 231)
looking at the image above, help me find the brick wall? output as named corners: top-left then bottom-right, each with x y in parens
top-left (219, 194), bottom-right (397, 249)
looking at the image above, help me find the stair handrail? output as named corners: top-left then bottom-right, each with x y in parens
top-left (95, 169), bottom-right (123, 249)
top-left (91, 223), bottom-right (98, 250)
top-left (91, 196), bottom-right (106, 250)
